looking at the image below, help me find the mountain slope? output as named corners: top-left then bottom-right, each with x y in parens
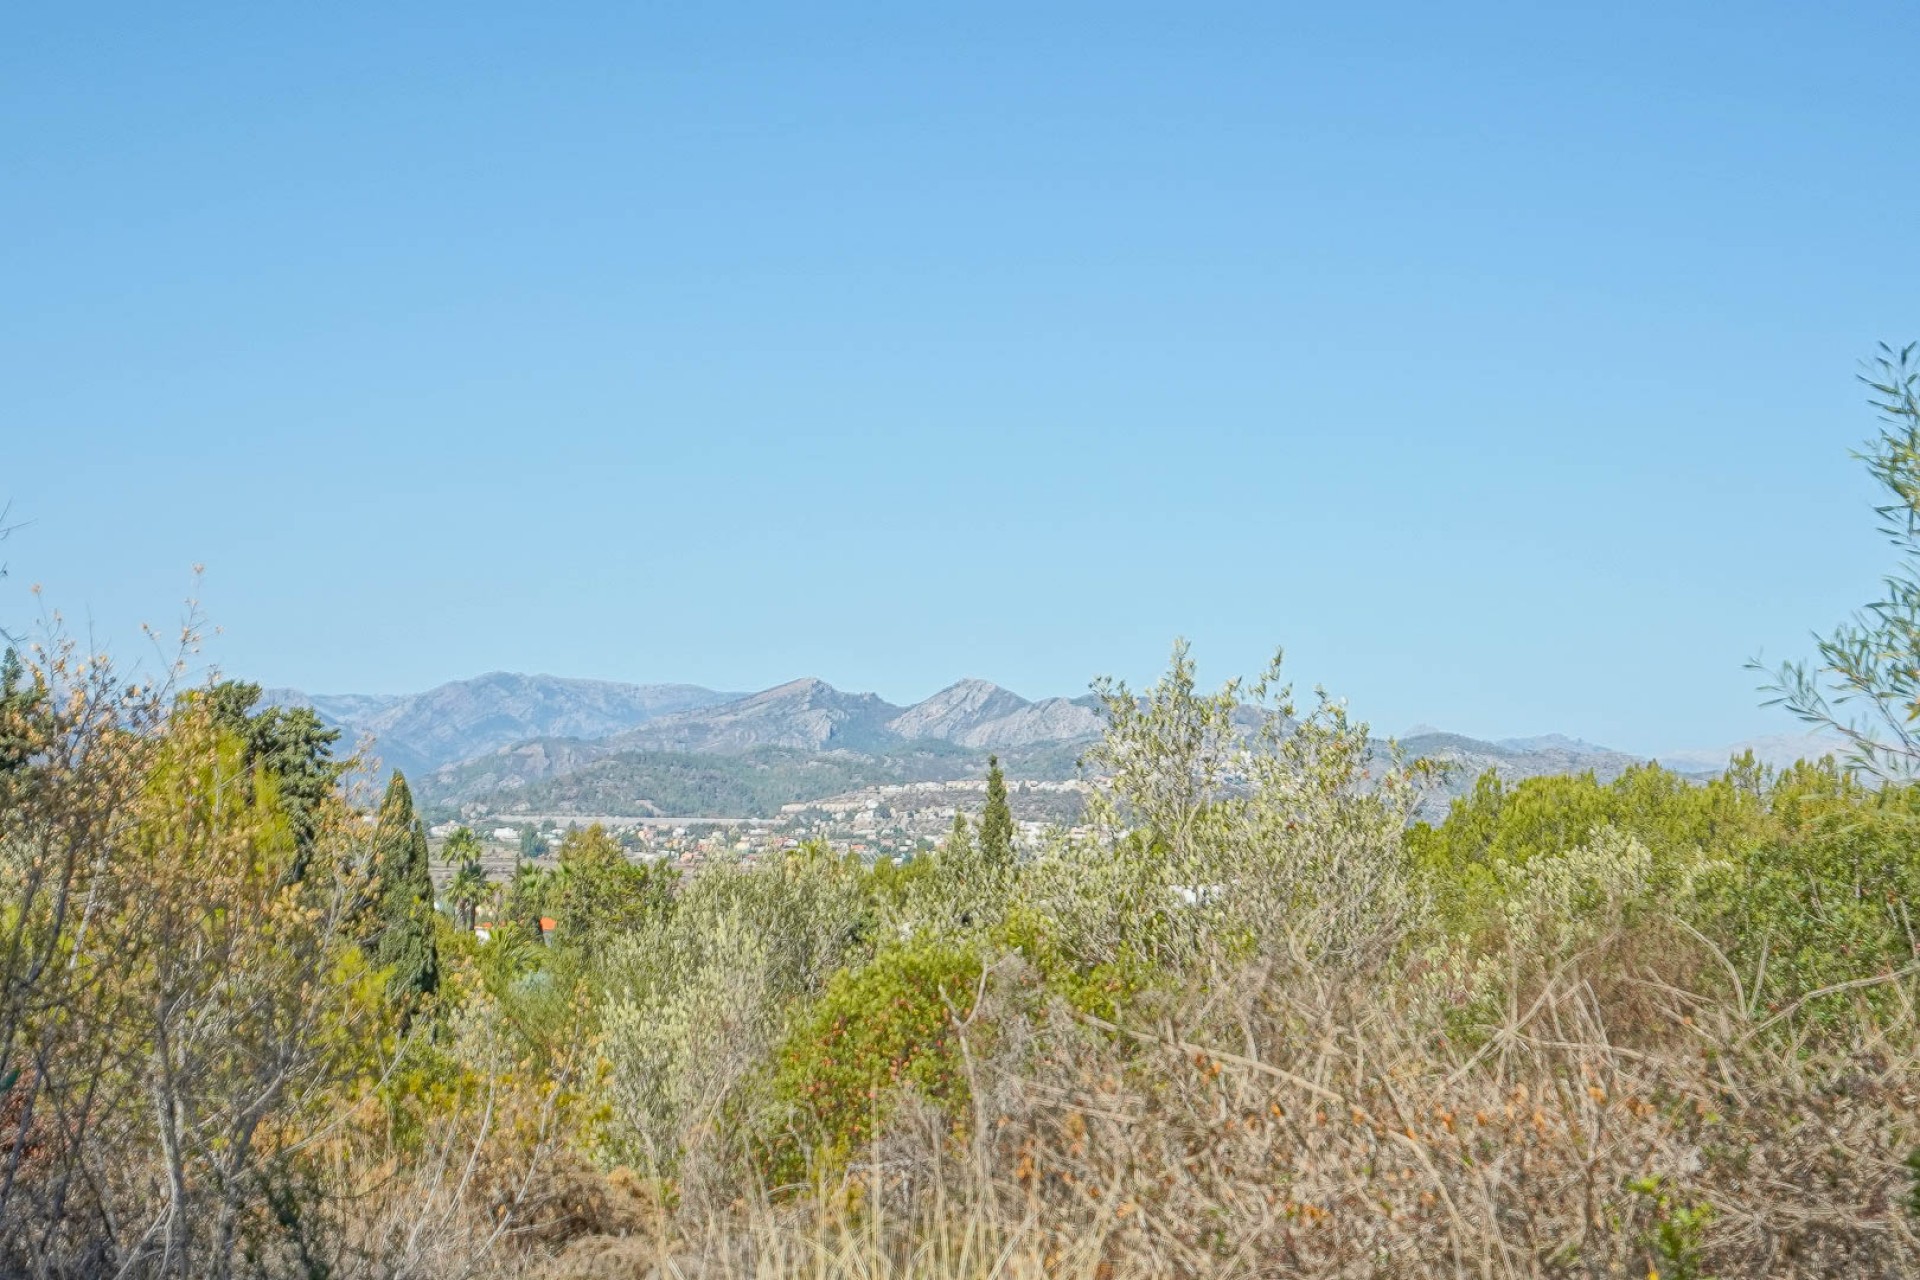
top-left (884, 680), bottom-right (1105, 750)
top-left (1399, 730), bottom-right (1643, 785)
top-left (1649, 730), bottom-right (1847, 774)
top-left (606, 678), bottom-right (904, 753)
top-left (885, 679), bottom-right (1030, 741)
top-left (272, 670), bottom-right (1817, 825)
top-left (266, 673), bottom-right (738, 774)
top-left (952, 696), bottom-right (1104, 748)
top-left (427, 737), bottom-right (1093, 820)
top-left (421, 736), bottom-right (618, 806)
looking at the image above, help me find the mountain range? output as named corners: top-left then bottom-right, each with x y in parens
top-left (265, 672), bottom-right (1843, 821)
top-left (264, 672), bottom-right (741, 777)
top-left (269, 673), bottom-right (1107, 778)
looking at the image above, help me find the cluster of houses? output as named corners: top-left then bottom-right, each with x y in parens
top-left (431, 778), bottom-right (1108, 944)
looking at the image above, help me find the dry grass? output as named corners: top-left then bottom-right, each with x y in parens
top-left (447, 940), bottom-right (1920, 1280)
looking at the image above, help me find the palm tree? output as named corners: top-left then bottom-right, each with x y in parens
top-left (448, 860), bottom-right (489, 933)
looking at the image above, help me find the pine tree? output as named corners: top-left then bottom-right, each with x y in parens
top-left (203, 680), bottom-right (344, 860)
top-left (979, 754), bottom-right (1014, 874)
top-left (369, 771), bottom-right (439, 1008)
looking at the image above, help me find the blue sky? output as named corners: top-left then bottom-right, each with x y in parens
top-left (4, 1), bottom-right (1916, 753)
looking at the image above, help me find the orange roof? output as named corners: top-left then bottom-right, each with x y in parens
top-left (539, 917), bottom-right (557, 931)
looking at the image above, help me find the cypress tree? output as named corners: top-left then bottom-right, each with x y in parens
top-left (944, 811), bottom-right (974, 868)
top-left (369, 771), bottom-right (439, 1008)
top-left (979, 754), bottom-right (1014, 874)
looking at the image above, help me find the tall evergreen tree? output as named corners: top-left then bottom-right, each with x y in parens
top-left (203, 681), bottom-right (344, 858)
top-left (979, 754), bottom-right (1015, 873)
top-left (369, 771), bottom-right (439, 1008)
top-left (944, 811), bottom-right (974, 867)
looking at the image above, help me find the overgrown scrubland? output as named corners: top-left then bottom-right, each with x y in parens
top-left (2, 628), bottom-right (1919, 1280)
top-left (6, 353), bottom-right (1920, 1277)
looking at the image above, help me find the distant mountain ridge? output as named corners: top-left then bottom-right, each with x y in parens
top-left (1648, 730), bottom-right (1846, 774)
top-left (605, 677), bottom-right (904, 754)
top-left (885, 679), bottom-right (1028, 742)
top-left (889, 680), bottom-right (1105, 749)
top-left (272, 672), bottom-right (1115, 777)
top-left (264, 672), bottom-right (742, 776)
top-left (1396, 731), bottom-right (1645, 805)
top-left (266, 670), bottom-right (1844, 821)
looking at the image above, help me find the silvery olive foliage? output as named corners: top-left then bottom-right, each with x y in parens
top-left (1764, 343), bottom-right (1920, 777)
top-left (1029, 641), bottom-right (1427, 975)
top-left (598, 847), bottom-right (867, 1187)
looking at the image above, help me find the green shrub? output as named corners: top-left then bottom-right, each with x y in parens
top-left (1408, 763), bottom-right (1773, 940)
top-left (1688, 791), bottom-right (1920, 1023)
top-left (764, 936), bottom-right (984, 1184)
top-left (994, 902), bottom-right (1157, 1021)
top-left (599, 845), bottom-right (871, 1183)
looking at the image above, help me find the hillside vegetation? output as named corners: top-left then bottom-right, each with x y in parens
top-left (1, 355), bottom-right (1918, 1277)
top-left (4, 634), bottom-right (1920, 1278)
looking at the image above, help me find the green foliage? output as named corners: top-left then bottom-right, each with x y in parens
top-left (979, 754), bottom-right (1014, 872)
top-left (1906, 1146), bottom-right (1920, 1222)
top-left (1628, 1176), bottom-right (1717, 1280)
top-left (862, 845), bottom-right (936, 917)
top-left (1408, 762), bottom-right (1773, 937)
top-left (1761, 342), bottom-right (1920, 777)
top-left (369, 770), bottom-right (439, 1008)
top-left (0, 652), bottom-right (395, 1274)
top-left (442, 824), bottom-right (484, 865)
top-left (1690, 783), bottom-right (1920, 1018)
top-left (548, 824), bottom-right (676, 958)
top-left (1043, 640), bottom-right (1421, 974)
top-left (1413, 746), bottom-right (1920, 1033)
top-left (0, 648), bottom-right (42, 778)
top-left (443, 826), bottom-right (488, 931)
top-left (766, 935), bottom-right (984, 1182)
top-left (598, 842), bottom-right (871, 1179)
top-left (994, 901), bottom-right (1156, 1020)
top-left (205, 680), bottom-right (346, 857)
top-left (917, 801), bottom-right (1015, 935)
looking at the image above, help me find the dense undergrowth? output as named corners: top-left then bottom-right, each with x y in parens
top-left (7, 354), bottom-right (1920, 1278)
top-left (2, 624), bottom-right (1918, 1280)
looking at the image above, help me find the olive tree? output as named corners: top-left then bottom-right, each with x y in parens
top-left (1763, 343), bottom-right (1920, 777)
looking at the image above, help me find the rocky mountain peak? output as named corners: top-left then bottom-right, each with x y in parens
top-left (886, 679), bottom-right (1030, 742)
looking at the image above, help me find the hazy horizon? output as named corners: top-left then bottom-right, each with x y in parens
top-left (255, 662), bottom-right (1838, 762)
